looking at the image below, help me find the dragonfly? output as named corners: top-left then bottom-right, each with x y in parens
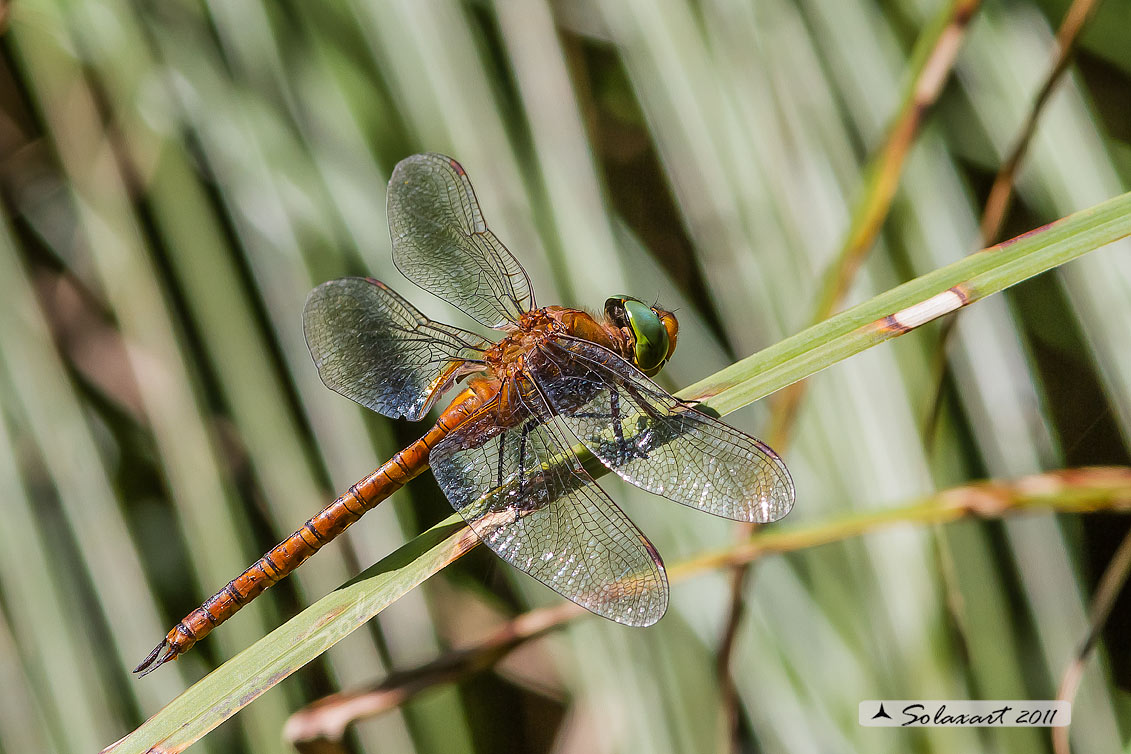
top-left (135, 153), bottom-right (794, 676)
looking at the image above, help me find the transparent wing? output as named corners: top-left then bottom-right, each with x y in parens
top-left (537, 337), bottom-right (795, 523)
top-left (429, 381), bottom-right (667, 626)
top-left (303, 277), bottom-right (489, 421)
top-left (387, 153), bottom-right (534, 329)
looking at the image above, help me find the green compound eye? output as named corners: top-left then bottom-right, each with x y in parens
top-left (605, 296), bottom-right (671, 377)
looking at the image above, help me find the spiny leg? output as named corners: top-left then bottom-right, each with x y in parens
top-left (496, 429), bottom-right (507, 490)
top-left (609, 391), bottom-right (628, 452)
top-left (517, 420), bottom-right (535, 495)
top-left (574, 390), bottom-right (647, 461)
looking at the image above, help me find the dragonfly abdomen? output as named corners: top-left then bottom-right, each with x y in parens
top-left (133, 468), bottom-right (408, 675)
top-left (134, 388), bottom-right (487, 676)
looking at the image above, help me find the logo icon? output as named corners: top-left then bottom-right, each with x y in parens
top-left (859, 700), bottom-right (1070, 727)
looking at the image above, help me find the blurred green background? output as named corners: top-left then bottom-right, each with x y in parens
top-left (1, 0), bottom-right (1130, 752)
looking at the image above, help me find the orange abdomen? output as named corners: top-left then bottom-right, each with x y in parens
top-left (134, 388), bottom-right (485, 675)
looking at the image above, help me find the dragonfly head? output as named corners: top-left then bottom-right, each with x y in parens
top-left (604, 296), bottom-right (679, 377)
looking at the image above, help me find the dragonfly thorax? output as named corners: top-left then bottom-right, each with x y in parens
top-left (487, 302), bottom-right (679, 381)
top-left (483, 309), bottom-right (557, 377)
top-left (483, 308), bottom-right (606, 377)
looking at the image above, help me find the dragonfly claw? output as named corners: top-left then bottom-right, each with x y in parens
top-left (675, 396), bottom-right (720, 418)
top-left (134, 637), bottom-right (179, 677)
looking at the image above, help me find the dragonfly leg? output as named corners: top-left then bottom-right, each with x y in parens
top-left (496, 430), bottom-right (506, 490)
top-left (517, 420), bottom-right (535, 494)
top-left (608, 391), bottom-right (628, 452)
top-left (573, 391), bottom-right (648, 460)
top-left (609, 391), bottom-right (649, 460)
top-left (672, 394), bottom-right (721, 418)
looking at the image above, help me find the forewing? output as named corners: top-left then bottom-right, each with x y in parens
top-left (387, 153), bottom-right (534, 329)
top-left (303, 277), bottom-right (488, 421)
top-left (538, 338), bottom-right (795, 523)
top-left (429, 384), bottom-right (667, 626)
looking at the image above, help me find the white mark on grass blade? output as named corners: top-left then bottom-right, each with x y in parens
top-left (888, 289), bottom-right (967, 331)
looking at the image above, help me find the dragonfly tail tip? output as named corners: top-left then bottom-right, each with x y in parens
top-left (133, 638), bottom-right (176, 677)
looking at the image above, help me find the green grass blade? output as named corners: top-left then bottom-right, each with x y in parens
top-left (685, 189), bottom-right (1131, 415)
top-left (105, 517), bottom-right (474, 754)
